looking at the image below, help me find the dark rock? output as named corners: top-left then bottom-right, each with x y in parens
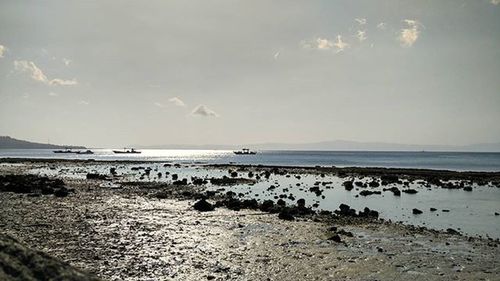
top-left (278, 210), bottom-right (294, 221)
top-left (86, 173), bottom-right (107, 180)
top-left (343, 181), bottom-right (354, 191)
top-left (402, 189), bottom-right (418, 194)
top-left (0, 233), bottom-right (100, 280)
top-left (359, 190), bottom-right (381, 196)
top-left (276, 199), bottom-right (286, 206)
top-left (193, 199), bottom-right (214, 212)
top-left (446, 228), bottom-right (460, 235)
top-left (260, 200), bottom-right (275, 212)
top-left (412, 208), bottom-right (423, 215)
top-left (430, 207), bottom-right (437, 212)
top-left (297, 198), bottom-right (306, 208)
top-left (463, 186), bottom-right (473, 192)
top-left (54, 188), bottom-right (69, 198)
top-left (328, 234), bottom-right (342, 243)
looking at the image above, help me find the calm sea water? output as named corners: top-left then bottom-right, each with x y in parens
top-left (1, 149), bottom-right (500, 171)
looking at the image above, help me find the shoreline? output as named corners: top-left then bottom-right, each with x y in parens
top-left (1, 159), bottom-right (500, 280)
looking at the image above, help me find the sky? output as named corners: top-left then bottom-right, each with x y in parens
top-left (0, 0), bottom-right (499, 147)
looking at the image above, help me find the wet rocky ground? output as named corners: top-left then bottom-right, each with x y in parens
top-left (1, 160), bottom-right (500, 280)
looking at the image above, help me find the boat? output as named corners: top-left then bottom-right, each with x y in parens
top-left (112, 148), bottom-right (141, 154)
top-left (53, 149), bottom-right (78, 154)
top-left (76, 150), bottom-right (94, 155)
top-left (233, 148), bottom-right (256, 155)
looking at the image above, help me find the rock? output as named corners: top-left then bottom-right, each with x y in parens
top-left (343, 181), bottom-right (354, 191)
top-left (278, 210), bottom-right (294, 221)
top-left (368, 181), bottom-right (380, 188)
top-left (463, 186), bottom-right (473, 192)
top-left (412, 208), bottom-right (423, 215)
top-left (54, 188), bottom-right (69, 198)
top-left (297, 198), bottom-right (306, 208)
top-left (0, 233), bottom-right (100, 280)
top-left (495, 212), bottom-right (499, 216)
top-left (260, 200), bottom-right (275, 212)
top-left (383, 187), bottom-right (401, 196)
top-left (86, 173), bottom-right (107, 180)
top-left (446, 228), bottom-right (460, 235)
top-left (328, 234), bottom-right (342, 243)
top-left (337, 229), bottom-right (354, 237)
top-left (359, 190), bottom-right (381, 196)
top-left (430, 207), bottom-right (437, 212)
top-left (276, 199), bottom-right (286, 206)
top-left (193, 199), bottom-right (215, 212)
top-left (402, 189), bottom-right (418, 194)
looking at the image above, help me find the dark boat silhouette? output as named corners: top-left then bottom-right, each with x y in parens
top-left (76, 150), bottom-right (94, 155)
top-left (112, 148), bottom-right (141, 154)
top-left (233, 148), bottom-right (256, 155)
top-left (53, 149), bottom-right (78, 154)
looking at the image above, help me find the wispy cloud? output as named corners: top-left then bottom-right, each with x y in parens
top-left (48, 92), bottom-right (58, 97)
top-left (273, 50), bottom-right (280, 60)
top-left (191, 105), bottom-right (218, 117)
top-left (377, 22), bottom-right (387, 30)
top-left (356, 30), bottom-right (367, 42)
top-left (355, 18), bottom-right (367, 25)
top-left (333, 35), bottom-right (349, 53)
top-left (62, 58), bottom-right (72, 66)
top-left (169, 97), bottom-right (186, 107)
top-left (78, 100), bottom-right (89, 105)
top-left (491, 0), bottom-right (500, 5)
top-left (301, 38), bottom-right (333, 50)
top-left (13, 60), bottom-right (78, 86)
top-left (399, 19), bottom-right (421, 47)
top-left (0, 45), bottom-right (6, 58)
top-left (154, 102), bottom-right (165, 108)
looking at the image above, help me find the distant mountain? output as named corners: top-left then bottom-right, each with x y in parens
top-left (138, 140), bottom-right (500, 152)
top-left (0, 136), bottom-right (85, 149)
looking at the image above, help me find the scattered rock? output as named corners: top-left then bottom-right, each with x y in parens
top-left (412, 208), bottom-right (423, 215)
top-left (193, 199), bottom-right (215, 212)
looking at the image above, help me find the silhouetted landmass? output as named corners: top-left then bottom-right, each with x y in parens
top-left (0, 136), bottom-right (85, 149)
top-left (137, 140), bottom-right (500, 152)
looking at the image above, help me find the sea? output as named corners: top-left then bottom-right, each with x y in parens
top-left (0, 149), bottom-right (499, 171)
top-left (1, 149), bottom-right (500, 238)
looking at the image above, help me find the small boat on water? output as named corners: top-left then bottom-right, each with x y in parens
top-left (112, 148), bottom-right (141, 154)
top-left (53, 149), bottom-right (78, 154)
top-left (233, 148), bottom-right (257, 155)
top-left (76, 150), bottom-right (94, 155)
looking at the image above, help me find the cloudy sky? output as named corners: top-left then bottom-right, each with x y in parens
top-left (0, 0), bottom-right (499, 147)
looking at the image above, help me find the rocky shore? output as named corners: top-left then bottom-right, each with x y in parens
top-left (1, 159), bottom-right (500, 280)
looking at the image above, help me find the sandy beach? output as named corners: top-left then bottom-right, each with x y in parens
top-left (1, 159), bottom-right (499, 280)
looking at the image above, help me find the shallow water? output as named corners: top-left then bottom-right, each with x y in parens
top-left (27, 162), bottom-right (500, 239)
top-left (2, 149), bottom-right (500, 171)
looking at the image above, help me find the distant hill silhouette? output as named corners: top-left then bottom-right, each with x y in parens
top-left (0, 136), bottom-right (85, 149)
top-left (137, 140), bottom-right (500, 152)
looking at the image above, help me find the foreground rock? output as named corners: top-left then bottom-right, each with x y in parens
top-left (0, 233), bottom-right (100, 281)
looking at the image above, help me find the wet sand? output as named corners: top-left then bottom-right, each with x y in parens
top-left (1, 160), bottom-right (500, 280)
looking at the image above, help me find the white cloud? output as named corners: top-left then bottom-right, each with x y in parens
top-left (333, 35), bottom-right (349, 53)
top-left (62, 58), bottom-right (72, 66)
top-left (13, 60), bottom-right (78, 86)
top-left (48, 92), bottom-right (58, 97)
top-left (273, 50), bottom-right (280, 60)
top-left (0, 45), bottom-right (6, 58)
top-left (356, 30), bottom-right (367, 42)
top-left (191, 105), bottom-right (218, 117)
top-left (399, 19), bottom-right (421, 47)
top-left (154, 102), bottom-right (165, 108)
top-left (169, 97), bottom-right (186, 107)
top-left (491, 0), bottom-right (500, 5)
top-left (78, 100), bottom-right (89, 105)
top-left (377, 22), bottom-right (387, 30)
top-left (355, 18), bottom-right (367, 25)
top-left (301, 38), bottom-right (333, 50)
